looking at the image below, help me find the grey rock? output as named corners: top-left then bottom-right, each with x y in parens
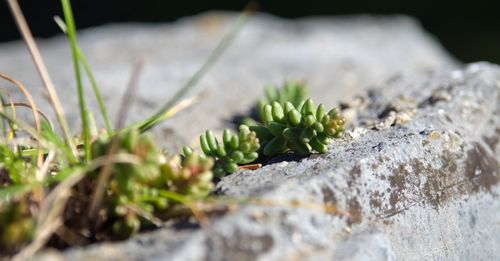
top-left (40, 62), bottom-right (500, 260)
top-left (332, 229), bottom-right (394, 261)
top-left (3, 12), bottom-right (497, 261)
top-left (0, 12), bottom-right (456, 152)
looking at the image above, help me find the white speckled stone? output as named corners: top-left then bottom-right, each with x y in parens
top-left (4, 12), bottom-right (496, 261)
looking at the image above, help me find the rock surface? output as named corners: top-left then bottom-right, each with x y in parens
top-left (0, 12), bottom-right (456, 151)
top-left (40, 62), bottom-right (500, 261)
top-left (2, 12), bottom-right (498, 261)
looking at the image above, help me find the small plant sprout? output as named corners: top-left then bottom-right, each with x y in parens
top-left (258, 81), bottom-right (308, 119)
top-left (186, 125), bottom-right (260, 177)
top-left (80, 128), bottom-right (214, 238)
top-left (243, 81), bottom-right (308, 126)
top-left (164, 151), bottom-right (214, 199)
top-left (251, 98), bottom-right (345, 156)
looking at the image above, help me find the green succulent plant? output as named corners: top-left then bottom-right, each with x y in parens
top-left (1, 0), bottom-right (253, 254)
top-left (188, 125), bottom-right (260, 177)
top-left (85, 129), bottom-right (214, 237)
top-left (259, 81), bottom-right (308, 112)
top-left (242, 81), bottom-right (308, 126)
top-left (250, 98), bottom-right (345, 156)
top-left (162, 152), bottom-right (214, 199)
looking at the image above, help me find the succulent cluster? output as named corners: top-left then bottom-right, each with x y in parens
top-left (187, 82), bottom-right (345, 177)
top-left (190, 125), bottom-right (260, 177)
top-left (242, 81), bottom-right (308, 127)
top-left (258, 81), bottom-right (308, 116)
top-left (250, 99), bottom-right (345, 156)
top-left (83, 129), bottom-right (214, 237)
top-left (0, 77), bottom-right (344, 255)
top-left (0, 0), bottom-right (350, 254)
top-left (162, 153), bottom-right (214, 199)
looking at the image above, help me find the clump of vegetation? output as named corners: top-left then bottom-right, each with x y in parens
top-left (257, 81), bottom-right (308, 120)
top-left (241, 81), bottom-right (345, 156)
top-left (1, 0), bottom-right (249, 257)
top-left (0, 201), bottom-right (35, 253)
top-left (242, 81), bottom-right (308, 126)
top-left (0, 136), bottom-right (40, 255)
top-left (250, 99), bottom-right (345, 156)
top-left (186, 83), bottom-right (344, 177)
top-left (63, 129), bottom-right (215, 239)
top-left (0, 0), bottom-right (346, 257)
top-left (186, 125), bottom-right (259, 177)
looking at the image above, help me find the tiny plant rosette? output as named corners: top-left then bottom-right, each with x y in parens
top-left (186, 125), bottom-right (260, 177)
top-left (251, 98), bottom-right (345, 156)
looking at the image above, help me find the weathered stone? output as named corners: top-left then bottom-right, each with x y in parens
top-left (39, 61), bottom-right (500, 260)
top-left (2, 12), bottom-right (498, 261)
top-left (0, 12), bottom-right (456, 152)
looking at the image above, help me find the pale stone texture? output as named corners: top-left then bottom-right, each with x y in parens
top-left (0, 12), bottom-right (456, 152)
top-left (2, 12), bottom-right (497, 261)
top-left (39, 62), bottom-right (500, 261)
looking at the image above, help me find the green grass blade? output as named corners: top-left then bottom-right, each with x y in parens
top-left (0, 183), bottom-right (37, 206)
top-left (54, 16), bottom-right (113, 135)
top-left (0, 94), bottom-right (8, 138)
top-left (132, 11), bottom-right (252, 133)
top-left (6, 0), bottom-right (76, 156)
top-left (40, 120), bottom-right (77, 164)
top-left (78, 49), bottom-right (113, 135)
top-left (61, 0), bottom-right (91, 161)
top-left (0, 110), bottom-right (77, 165)
top-left (158, 189), bottom-right (191, 205)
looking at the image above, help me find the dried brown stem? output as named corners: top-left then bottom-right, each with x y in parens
top-left (6, 0), bottom-right (75, 154)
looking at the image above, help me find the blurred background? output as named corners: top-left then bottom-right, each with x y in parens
top-left (0, 0), bottom-right (499, 64)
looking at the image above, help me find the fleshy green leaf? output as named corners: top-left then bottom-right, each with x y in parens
top-left (263, 137), bottom-right (286, 156)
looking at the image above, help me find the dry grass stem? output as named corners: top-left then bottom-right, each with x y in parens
top-left (6, 0), bottom-right (75, 154)
top-left (0, 72), bottom-right (41, 134)
top-left (238, 163), bottom-right (262, 170)
top-left (115, 58), bottom-right (144, 130)
top-left (88, 58), bottom-right (144, 220)
top-left (0, 72), bottom-right (44, 170)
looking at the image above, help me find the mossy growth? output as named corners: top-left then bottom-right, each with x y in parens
top-left (0, 201), bottom-right (35, 254)
top-left (0, 145), bottom-right (37, 254)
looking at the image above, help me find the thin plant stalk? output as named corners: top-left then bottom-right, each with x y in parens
top-left (12, 153), bottom-right (141, 260)
top-left (0, 93), bottom-right (10, 138)
top-left (54, 16), bottom-right (113, 135)
top-left (133, 10), bottom-right (253, 133)
top-left (115, 59), bottom-right (144, 130)
top-left (61, 0), bottom-right (91, 161)
top-left (0, 109), bottom-right (77, 167)
top-left (78, 48), bottom-right (113, 135)
top-left (0, 89), bottom-right (18, 139)
top-left (0, 73), bottom-right (41, 135)
top-left (4, 103), bottom-right (52, 125)
top-left (0, 72), bottom-right (44, 169)
top-left (6, 0), bottom-right (75, 156)
top-left (88, 59), bottom-right (144, 220)
top-left (0, 112), bottom-right (50, 152)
